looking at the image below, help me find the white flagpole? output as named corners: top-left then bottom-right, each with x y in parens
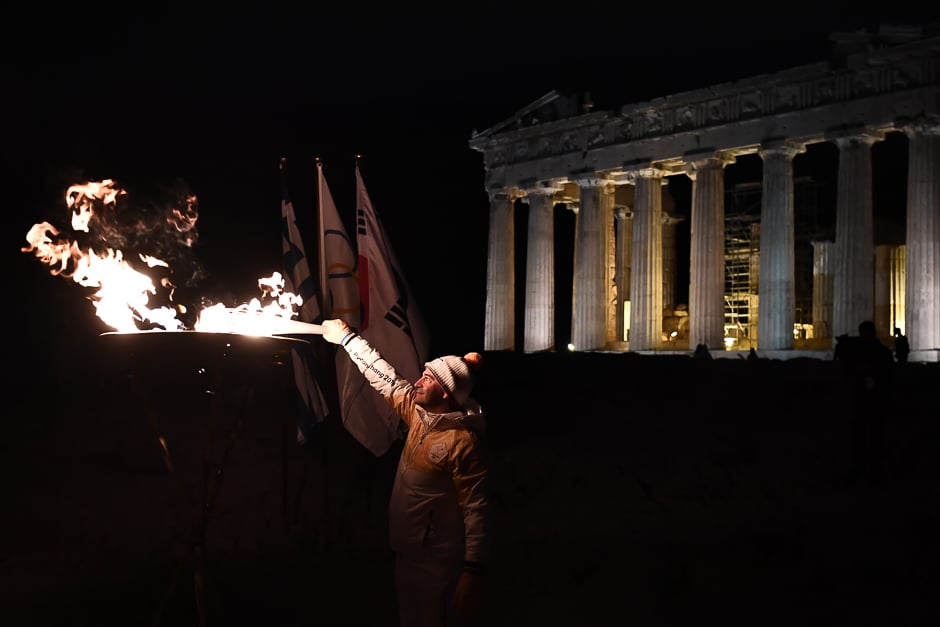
top-left (316, 158), bottom-right (330, 317)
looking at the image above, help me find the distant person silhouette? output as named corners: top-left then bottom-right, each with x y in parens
top-left (833, 320), bottom-right (895, 485)
top-left (893, 327), bottom-right (910, 364)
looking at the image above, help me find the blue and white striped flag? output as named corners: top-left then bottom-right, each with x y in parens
top-left (281, 164), bottom-right (329, 443)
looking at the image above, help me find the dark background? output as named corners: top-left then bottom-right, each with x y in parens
top-left (8, 7), bottom-right (940, 359)
top-left (4, 7), bottom-right (940, 627)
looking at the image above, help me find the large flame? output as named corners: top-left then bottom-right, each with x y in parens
top-left (194, 272), bottom-right (323, 336)
top-left (23, 179), bottom-right (323, 337)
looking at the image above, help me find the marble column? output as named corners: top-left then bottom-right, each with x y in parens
top-left (522, 185), bottom-right (559, 353)
top-left (571, 178), bottom-right (615, 351)
top-left (832, 130), bottom-right (883, 339)
top-left (484, 189), bottom-right (519, 351)
top-left (890, 244), bottom-right (906, 336)
top-left (902, 120), bottom-right (940, 353)
top-left (629, 168), bottom-right (666, 350)
top-left (873, 244), bottom-right (909, 342)
top-left (811, 240), bottom-right (834, 341)
top-left (757, 142), bottom-right (804, 350)
top-left (688, 155), bottom-right (734, 349)
top-left (662, 212), bottom-right (684, 312)
top-left (615, 207), bottom-right (633, 342)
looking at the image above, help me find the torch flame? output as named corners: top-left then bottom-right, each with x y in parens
top-left (195, 272), bottom-right (306, 336)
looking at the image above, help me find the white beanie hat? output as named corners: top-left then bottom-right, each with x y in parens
top-left (425, 352), bottom-right (483, 408)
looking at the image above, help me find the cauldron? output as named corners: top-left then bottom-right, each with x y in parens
top-left (96, 331), bottom-right (315, 626)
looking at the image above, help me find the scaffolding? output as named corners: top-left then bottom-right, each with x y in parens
top-left (722, 177), bottom-right (826, 349)
top-left (724, 212), bottom-right (759, 348)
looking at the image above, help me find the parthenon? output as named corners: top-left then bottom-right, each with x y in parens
top-left (469, 24), bottom-right (940, 362)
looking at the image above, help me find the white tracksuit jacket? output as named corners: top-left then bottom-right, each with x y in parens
top-left (340, 334), bottom-right (492, 574)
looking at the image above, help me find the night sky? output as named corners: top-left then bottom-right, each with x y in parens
top-left (8, 7), bottom-right (940, 360)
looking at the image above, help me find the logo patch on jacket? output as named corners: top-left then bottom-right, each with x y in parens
top-left (428, 442), bottom-right (447, 462)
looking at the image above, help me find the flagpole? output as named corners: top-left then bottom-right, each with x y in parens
top-left (316, 157), bottom-right (329, 315)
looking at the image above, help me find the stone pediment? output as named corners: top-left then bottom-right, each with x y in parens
top-left (470, 25), bottom-right (940, 189)
top-left (470, 90), bottom-right (586, 140)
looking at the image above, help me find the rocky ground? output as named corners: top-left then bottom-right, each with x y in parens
top-left (2, 340), bottom-right (938, 627)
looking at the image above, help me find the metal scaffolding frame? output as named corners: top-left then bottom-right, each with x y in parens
top-left (723, 178), bottom-right (825, 348)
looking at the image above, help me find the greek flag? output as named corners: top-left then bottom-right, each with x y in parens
top-left (281, 165), bottom-right (329, 443)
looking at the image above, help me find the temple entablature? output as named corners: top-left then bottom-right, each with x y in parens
top-left (471, 32), bottom-right (940, 193)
